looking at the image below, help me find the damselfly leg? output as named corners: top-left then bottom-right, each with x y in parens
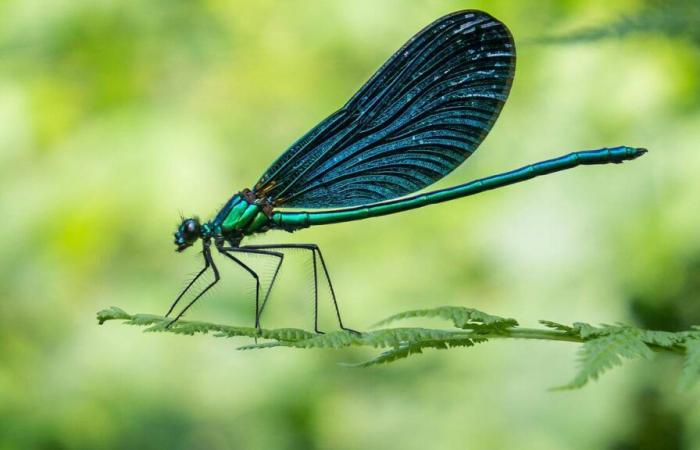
top-left (243, 244), bottom-right (358, 334)
top-left (165, 241), bottom-right (355, 333)
top-left (166, 243), bottom-right (220, 327)
top-left (166, 241), bottom-right (214, 318)
top-left (217, 246), bottom-right (283, 330)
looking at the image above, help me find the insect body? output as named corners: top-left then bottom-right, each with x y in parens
top-left (166, 10), bottom-right (646, 332)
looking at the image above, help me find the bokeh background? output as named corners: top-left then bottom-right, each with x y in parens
top-left (2, 0), bottom-right (700, 449)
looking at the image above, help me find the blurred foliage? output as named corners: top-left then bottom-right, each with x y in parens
top-left (2, 0), bottom-right (700, 449)
top-left (535, 0), bottom-right (700, 46)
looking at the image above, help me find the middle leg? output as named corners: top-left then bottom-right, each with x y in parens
top-left (243, 244), bottom-right (356, 333)
top-left (217, 246), bottom-right (283, 329)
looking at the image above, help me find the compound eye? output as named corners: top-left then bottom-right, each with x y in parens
top-left (181, 219), bottom-right (199, 241)
top-left (186, 220), bottom-right (197, 234)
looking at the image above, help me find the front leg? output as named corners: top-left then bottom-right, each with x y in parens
top-left (167, 244), bottom-right (220, 327)
top-left (165, 248), bottom-right (210, 318)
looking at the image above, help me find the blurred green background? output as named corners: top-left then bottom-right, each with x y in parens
top-left (2, 0), bottom-right (700, 449)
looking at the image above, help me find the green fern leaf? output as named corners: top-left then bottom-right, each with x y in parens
top-left (346, 337), bottom-right (486, 368)
top-left (97, 308), bottom-right (313, 342)
top-left (286, 330), bottom-right (364, 349)
top-left (570, 322), bottom-right (601, 339)
top-left (283, 328), bottom-right (467, 350)
top-left (679, 338), bottom-right (700, 391)
top-left (360, 328), bottom-right (465, 348)
top-left (540, 320), bottom-right (574, 333)
top-left (374, 306), bottom-right (517, 331)
top-left (557, 328), bottom-right (654, 389)
top-left (97, 306), bottom-right (131, 324)
top-left (259, 328), bottom-right (316, 342)
top-left (344, 343), bottom-right (418, 367)
top-left (128, 314), bottom-right (165, 327)
top-left (638, 329), bottom-right (685, 348)
top-left (237, 342), bottom-right (284, 351)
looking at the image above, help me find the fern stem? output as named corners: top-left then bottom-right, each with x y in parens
top-left (477, 328), bottom-right (583, 343)
top-left (473, 328), bottom-right (685, 355)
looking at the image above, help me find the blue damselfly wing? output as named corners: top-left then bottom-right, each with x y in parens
top-left (254, 10), bottom-right (516, 208)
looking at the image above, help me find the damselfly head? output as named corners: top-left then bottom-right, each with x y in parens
top-left (174, 217), bottom-right (201, 252)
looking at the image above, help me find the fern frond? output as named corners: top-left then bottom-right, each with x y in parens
top-left (637, 329), bottom-right (687, 349)
top-left (237, 342), bottom-right (284, 351)
top-left (343, 342), bottom-right (418, 368)
top-left (96, 307), bottom-right (313, 342)
top-left (570, 322), bottom-right (601, 339)
top-left (275, 328), bottom-right (470, 350)
top-left (540, 320), bottom-right (575, 334)
top-left (97, 306), bottom-right (131, 323)
top-left (557, 328), bottom-right (654, 390)
top-left (345, 337), bottom-right (486, 368)
top-left (97, 306), bottom-right (700, 390)
top-left (373, 306), bottom-right (517, 331)
top-left (679, 338), bottom-right (700, 390)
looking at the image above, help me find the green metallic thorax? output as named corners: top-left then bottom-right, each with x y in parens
top-left (212, 191), bottom-right (273, 241)
top-left (220, 201), bottom-right (270, 235)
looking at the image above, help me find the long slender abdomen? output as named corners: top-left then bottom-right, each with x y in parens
top-left (271, 146), bottom-right (646, 231)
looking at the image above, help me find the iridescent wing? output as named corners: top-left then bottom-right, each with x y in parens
top-left (254, 10), bottom-right (515, 208)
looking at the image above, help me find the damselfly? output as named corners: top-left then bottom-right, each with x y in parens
top-left (166, 10), bottom-right (646, 332)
